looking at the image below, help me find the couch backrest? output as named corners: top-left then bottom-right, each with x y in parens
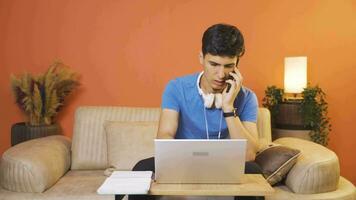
top-left (257, 107), bottom-right (272, 147)
top-left (71, 106), bottom-right (161, 170)
top-left (71, 106), bottom-right (272, 170)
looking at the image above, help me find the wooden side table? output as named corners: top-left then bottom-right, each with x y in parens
top-left (272, 102), bottom-right (312, 141)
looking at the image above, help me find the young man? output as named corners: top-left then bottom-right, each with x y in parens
top-left (117, 23), bottom-right (263, 200)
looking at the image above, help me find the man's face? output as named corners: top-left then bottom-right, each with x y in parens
top-left (199, 53), bottom-right (238, 93)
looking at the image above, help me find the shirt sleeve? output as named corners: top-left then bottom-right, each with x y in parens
top-left (161, 80), bottom-right (180, 112)
top-left (239, 91), bottom-right (258, 123)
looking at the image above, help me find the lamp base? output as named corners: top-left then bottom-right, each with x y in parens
top-left (283, 93), bottom-right (303, 102)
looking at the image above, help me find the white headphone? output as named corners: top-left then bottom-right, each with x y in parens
top-left (197, 71), bottom-right (223, 109)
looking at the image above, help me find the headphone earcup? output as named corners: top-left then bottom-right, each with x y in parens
top-left (203, 93), bottom-right (215, 108)
top-left (214, 93), bottom-right (222, 109)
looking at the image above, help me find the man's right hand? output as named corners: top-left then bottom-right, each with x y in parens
top-left (222, 68), bottom-right (243, 112)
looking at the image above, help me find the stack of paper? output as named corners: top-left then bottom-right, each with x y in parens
top-left (97, 171), bottom-right (153, 195)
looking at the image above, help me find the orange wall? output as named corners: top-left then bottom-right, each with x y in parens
top-left (1, 0), bottom-right (355, 184)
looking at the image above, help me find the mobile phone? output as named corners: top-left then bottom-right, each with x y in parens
top-left (226, 71), bottom-right (236, 93)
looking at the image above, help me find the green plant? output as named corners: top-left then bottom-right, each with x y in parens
top-left (301, 85), bottom-right (331, 146)
top-left (262, 85), bottom-right (331, 146)
top-left (11, 61), bottom-right (79, 126)
top-left (262, 86), bottom-right (284, 128)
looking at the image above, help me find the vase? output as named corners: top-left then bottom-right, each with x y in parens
top-left (11, 122), bottom-right (62, 146)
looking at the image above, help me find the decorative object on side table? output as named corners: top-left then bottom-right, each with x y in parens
top-left (262, 57), bottom-right (331, 146)
top-left (10, 61), bottom-right (80, 146)
top-left (263, 85), bottom-right (331, 146)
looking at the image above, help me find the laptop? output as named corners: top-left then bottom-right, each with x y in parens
top-left (154, 139), bottom-right (247, 184)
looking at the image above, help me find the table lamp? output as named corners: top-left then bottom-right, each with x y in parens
top-left (284, 56), bottom-right (307, 101)
top-left (275, 56), bottom-right (308, 130)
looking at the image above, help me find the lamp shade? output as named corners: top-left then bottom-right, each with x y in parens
top-left (284, 57), bottom-right (307, 93)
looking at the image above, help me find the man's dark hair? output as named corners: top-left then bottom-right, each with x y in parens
top-left (202, 23), bottom-right (245, 58)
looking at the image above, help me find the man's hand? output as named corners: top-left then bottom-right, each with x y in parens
top-left (222, 67), bottom-right (243, 112)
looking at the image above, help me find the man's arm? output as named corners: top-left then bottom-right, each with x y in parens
top-left (223, 69), bottom-right (259, 161)
top-left (225, 117), bottom-right (259, 161)
top-left (156, 109), bottom-right (179, 139)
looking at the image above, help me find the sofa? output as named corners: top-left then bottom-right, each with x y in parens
top-left (0, 106), bottom-right (355, 200)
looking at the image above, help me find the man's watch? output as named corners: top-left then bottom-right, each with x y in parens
top-left (223, 108), bottom-right (237, 118)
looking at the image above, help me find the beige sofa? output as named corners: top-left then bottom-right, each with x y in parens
top-left (0, 106), bottom-right (355, 200)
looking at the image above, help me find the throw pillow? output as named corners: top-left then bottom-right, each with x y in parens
top-left (105, 121), bottom-right (158, 171)
top-left (255, 143), bottom-right (301, 185)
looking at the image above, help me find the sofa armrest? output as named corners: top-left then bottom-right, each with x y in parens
top-left (274, 137), bottom-right (340, 194)
top-left (0, 135), bottom-right (71, 193)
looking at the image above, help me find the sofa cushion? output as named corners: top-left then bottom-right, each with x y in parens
top-left (274, 137), bottom-right (340, 194)
top-left (0, 135), bottom-right (71, 193)
top-left (267, 177), bottom-right (356, 200)
top-left (255, 143), bottom-right (301, 185)
top-left (0, 170), bottom-right (118, 200)
top-left (105, 121), bottom-right (158, 170)
top-left (44, 170), bottom-right (117, 200)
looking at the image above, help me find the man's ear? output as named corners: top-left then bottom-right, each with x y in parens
top-left (199, 52), bottom-right (203, 65)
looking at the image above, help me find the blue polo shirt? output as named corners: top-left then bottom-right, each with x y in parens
top-left (162, 72), bottom-right (258, 139)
